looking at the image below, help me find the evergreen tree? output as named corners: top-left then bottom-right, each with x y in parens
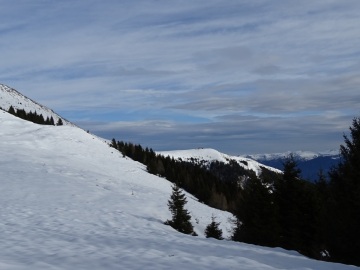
top-left (282, 153), bottom-right (301, 180)
top-left (275, 154), bottom-right (302, 250)
top-left (232, 175), bottom-right (279, 246)
top-left (205, 215), bottom-right (223, 240)
top-left (16, 108), bottom-right (26, 119)
top-left (8, 105), bottom-right (15, 115)
top-left (165, 183), bottom-right (195, 235)
top-left (110, 138), bottom-right (117, 149)
top-left (328, 117), bottom-right (360, 265)
top-left (273, 155), bottom-right (330, 258)
top-left (315, 169), bottom-right (327, 189)
top-left (38, 113), bottom-right (45, 124)
top-left (56, 118), bottom-right (63, 126)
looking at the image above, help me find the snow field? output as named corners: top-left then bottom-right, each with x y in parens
top-left (0, 111), bottom-right (357, 269)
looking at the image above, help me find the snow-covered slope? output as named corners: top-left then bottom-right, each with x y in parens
top-left (158, 148), bottom-right (282, 176)
top-left (1, 111), bottom-right (356, 269)
top-left (0, 83), bottom-right (70, 125)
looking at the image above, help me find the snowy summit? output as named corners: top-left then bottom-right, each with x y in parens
top-left (159, 148), bottom-right (282, 176)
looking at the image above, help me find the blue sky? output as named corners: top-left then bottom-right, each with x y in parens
top-left (1, 0), bottom-right (360, 154)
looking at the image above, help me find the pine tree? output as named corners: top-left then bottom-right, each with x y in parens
top-left (8, 105), bottom-right (15, 115)
top-left (232, 175), bottom-right (279, 246)
top-left (275, 156), bottom-right (334, 258)
top-left (275, 154), bottom-right (303, 250)
top-left (110, 138), bottom-right (117, 149)
top-left (56, 118), bottom-right (63, 126)
top-left (205, 215), bottom-right (223, 240)
top-left (282, 153), bottom-right (301, 181)
top-left (165, 183), bottom-right (195, 235)
top-left (328, 117), bottom-right (360, 265)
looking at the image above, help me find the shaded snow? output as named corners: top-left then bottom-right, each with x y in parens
top-left (0, 111), bottom-right (357, 269)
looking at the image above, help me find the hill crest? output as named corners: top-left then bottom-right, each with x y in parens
top-left (0, 83), bottom-right (71, 125)
top-left (158, 148), bottom-right (282, 176)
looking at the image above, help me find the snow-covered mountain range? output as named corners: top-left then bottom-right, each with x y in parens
top-left (0, 84), bottom-right (356, 269)
top-left (247, 150), bottom-right (340, 161)
top-left (247, 150), bottom-right (341, 181)
top-left (0, 83), bottom-right (71, 125)
top-left (158, 148), bottom-right (282, 177)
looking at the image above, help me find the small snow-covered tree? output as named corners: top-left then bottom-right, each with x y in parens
top-left (165, 183), bottom-right (195, 235)
top-left (205, 215), bottom-right (223, 240)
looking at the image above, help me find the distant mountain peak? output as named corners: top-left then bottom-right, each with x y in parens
top-left (247, 150), bottom-right (341, 182)
top-left (158, 148), bottom-right (282, 176)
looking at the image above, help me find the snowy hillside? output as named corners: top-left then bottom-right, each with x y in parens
top-left (1, 111), bottom-right (357, 269)
top-left (158, 148), bottom-right (282, 176)
top-left (0, 83), bottom-right (70, 125)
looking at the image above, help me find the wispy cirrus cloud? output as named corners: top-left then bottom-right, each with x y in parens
top-left (0, 0), bottom-right (359, 154)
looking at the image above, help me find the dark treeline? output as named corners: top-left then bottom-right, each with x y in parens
top-left (232, 118), bottom-right (360, 266)
top-left (110, 139), bottom-right (242, 211)
top-left (110, 117), bottom-right (360, 266)
top-left (233, 155), bottom-right (326, 259)
top-left (6, 105), bottom-right (63, 126)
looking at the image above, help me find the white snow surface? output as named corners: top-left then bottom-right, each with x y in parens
top-left (0, 111), bottom-right (357, 270)
top-left (0, 84), bottom-right (70, 125)
top-left (158, 148), bottom-right (282, 176)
